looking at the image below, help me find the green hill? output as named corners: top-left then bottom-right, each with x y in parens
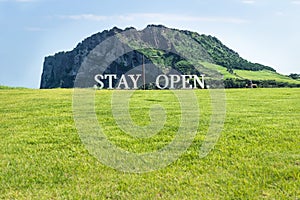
top-left (40, 25), bottom-right (299, 89)
top-left (189, 32), bottom-right (275, 72)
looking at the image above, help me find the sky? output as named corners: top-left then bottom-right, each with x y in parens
top-left (0, 0), bottom-right (299, 88)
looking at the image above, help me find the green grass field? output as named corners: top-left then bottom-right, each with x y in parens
top-left (201, 62), bottom-right (300, 84)
top-left (234, 70), bottom-right (300, 84)
top-left (0, 88), bottom-right (299, 199)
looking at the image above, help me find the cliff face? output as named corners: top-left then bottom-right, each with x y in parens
top-left (40, 26), bottom-right (170, 88)
top-left (41, 27), bottom-right (123, 88)
top-left (40, 26), bottom-right (164, 89)
top-left (40, 25), bottom-right (275, 89)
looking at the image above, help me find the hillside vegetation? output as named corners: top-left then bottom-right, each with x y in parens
top-left (200, 62), bottom-right (300, 88)
top-left (188, 32), bottom-right (275, 72)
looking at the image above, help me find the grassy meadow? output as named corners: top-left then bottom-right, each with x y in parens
top-left (0, 88), bottom-right (299, 199)
top-left (201, 62), bottom-right (300, 84)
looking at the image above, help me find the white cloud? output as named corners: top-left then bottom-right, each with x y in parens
top-left (25, 27), bottom-right (45, 32)
top-left (59, 13), bottom-right (249, 24)
top-left (16, 0), bottom-right (36, 2)
top-left (0, 0), bottom-right (36, 2)
top-left (291, 0), bottom-right (300, 4)
top-left (127, 13), bottom-right (248, 24)
top-left (275, 11), bottom-right (285, 16)
top-left (59, 14), bottom-right (108, 21)
top-left (241, 0), bottom-right (255, 4)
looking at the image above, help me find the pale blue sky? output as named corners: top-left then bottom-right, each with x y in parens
top-left (0, 0), bottom-right (299, 88)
